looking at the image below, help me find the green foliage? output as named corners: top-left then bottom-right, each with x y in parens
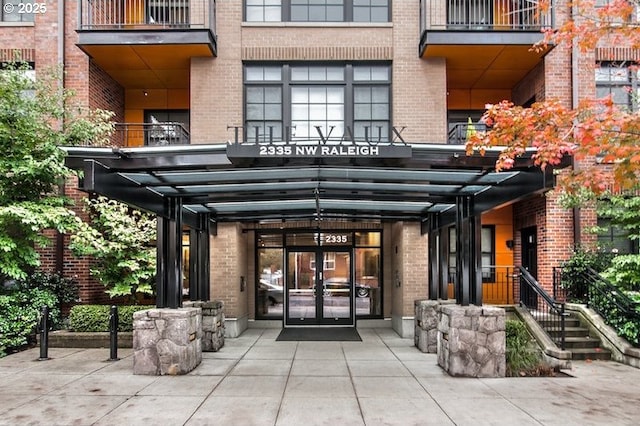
top-left (597, 195), bottom-right (640, 241)
top-left (70, 197), bottom-right (156, 299)
top-left (68, 305), bottom-right (149, 332)
top-left (0, 287), bottom-right (59, 357)
top-left (602, 255), bottom-right (640, 291)
top-left (505, 320), bottom-right (543, 376)
top-left (0, 62), bottom-right (114, 280)
top-left (560, 246), bottom-right (614, 302)
top-left (18, 271), bottom-right (79, 306)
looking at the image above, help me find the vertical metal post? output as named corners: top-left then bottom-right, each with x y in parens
top-left (428, 214), bottom-right (439, 300)
top-left (38, 306), bottom-right (50, 361)
top-left (109, 305), bottom-right (119, 361)
top-left (439, 226), bottom-right (450, 299)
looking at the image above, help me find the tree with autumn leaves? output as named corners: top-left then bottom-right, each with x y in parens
top-left (466, 0), bottom-right (640, 201)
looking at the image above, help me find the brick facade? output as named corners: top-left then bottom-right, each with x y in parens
top-left (0, 1), bottom-right (625, 327)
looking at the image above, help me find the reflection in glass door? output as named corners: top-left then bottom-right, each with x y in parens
top-left (286, 250), bottom-right (353, 326)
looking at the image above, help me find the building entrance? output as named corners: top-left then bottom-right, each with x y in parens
top-left (285, 250), bottom-right (354, 327)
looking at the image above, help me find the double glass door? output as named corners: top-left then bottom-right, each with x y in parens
top-left (286, 250), bottom-right (354, 326)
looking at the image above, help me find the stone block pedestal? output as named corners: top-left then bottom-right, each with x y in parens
top-left (437, 305), bottom-right (506, 378)
top-left (184, 300), bottom-right (225, 352)
top-left (133, 308), bottom-right (202, 375)
top-left (415, 299), bottom-right (455, 353)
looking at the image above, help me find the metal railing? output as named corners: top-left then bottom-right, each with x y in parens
top-left (78, 0), bottom-right (215, 31)
top-left (115, 122), bottom-right (190, 146)
top-left (420, 0), bottom-right (553, 32)
top-left (447, 122), bottom-right (488, 144)
top-left (518, 266), bottom-right (566, 350)
top-left (448, 265), bottom-right (515, 304)
top-left (555, 267), bottom-right (640, 347)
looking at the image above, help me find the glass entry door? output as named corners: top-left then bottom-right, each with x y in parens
top-left (286, 250), bottom-right (353, 326)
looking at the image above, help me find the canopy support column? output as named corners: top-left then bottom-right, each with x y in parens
top-left (189, 213), bottom-right (211, 301)
top-left (455, 196), bottom-right (483, 306)
top-left (428, 214), bottom-right (439, 300)
top-left (156, 197), bottom-right (183, 309)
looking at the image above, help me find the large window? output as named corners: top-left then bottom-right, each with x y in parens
top-left (596, 62), bottom-right (639, 112)
top-left (245, 0), bottom-right (390, 22)
top-left (449, 226), bottom-right (495, 281)
top-left (244, 63), bottom-right (391, 142)
top-left (597, 217), bottom-right (638, 254)
top-left (1, 0), bottom-right (34, 22)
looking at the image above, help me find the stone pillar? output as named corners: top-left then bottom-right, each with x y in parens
top-left (133, 308), bottom-right (202, 375)
top-left (437, 305), bottom-right (506, 377)
top-left (414, 299), bottom-right (455, 353)
top-left (184, 300), bottom-right (225, 352)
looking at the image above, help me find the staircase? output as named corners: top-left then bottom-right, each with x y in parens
top-left (542, 312), bottom-right (612, 361)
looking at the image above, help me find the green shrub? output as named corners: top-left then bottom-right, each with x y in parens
top-left (68, 305), bottom-right (150, 332)
top-left (19, 271), bottom-right (79, 305)
top-left (561, 246), bottom-right (615, 302)
top-left (505, 320), bottom-right (544, 376)
top-left (0, 288), bottom-right (59, 357)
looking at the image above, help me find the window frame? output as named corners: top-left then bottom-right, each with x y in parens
top-left (448, 225), bottom-right (496, 282)
top-left (595, 61), bottom-right (639, 112)
top-left (243, 62), bottom-right (392, 143)
top-left (1, 0), bottom-right (35, 22)
top-left (244, 0), bottom-right (391, 23)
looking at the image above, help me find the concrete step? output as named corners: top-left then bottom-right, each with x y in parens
top-left (570, 347), bottom-right (612, 361)
top-left (562, 336), bottom-right (602, 349)
top-left (546, 326), bottom-right (591, 338)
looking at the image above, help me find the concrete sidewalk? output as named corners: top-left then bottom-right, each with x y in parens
top-left (1, 328), bottom-right (639, 425)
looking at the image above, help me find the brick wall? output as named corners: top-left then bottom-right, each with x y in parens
top-left (191, 0), bottom-right (445, 144)
top-left (513, 192), bottom-right (575, 293)
top-left (210, 223), bottom-right (248, 319)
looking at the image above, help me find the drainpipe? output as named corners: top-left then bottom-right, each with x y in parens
top-left (571, 1), bottom-right (581, 248)
top-left (55, 0), bottom-right (66, 273)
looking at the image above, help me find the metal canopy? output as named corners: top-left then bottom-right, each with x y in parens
top-left (63, 143), bottom-right (559, 227)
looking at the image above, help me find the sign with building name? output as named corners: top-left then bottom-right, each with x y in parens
top-left (226, 126), bottom-right (412, 160)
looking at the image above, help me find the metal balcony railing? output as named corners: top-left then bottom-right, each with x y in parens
top-left (115, 122), bottom-right (190, 146)
top-left (78, 0), bottom-right (215, 31)
top-left (420, 0), bottom-right (553, 32)
top-left (448, 265), bottom-right (516, 304)
top-left (447, 122), bottom-right (488, 144)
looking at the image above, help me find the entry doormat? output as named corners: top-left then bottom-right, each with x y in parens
top-left (276, 327), bottom-right (362, 342)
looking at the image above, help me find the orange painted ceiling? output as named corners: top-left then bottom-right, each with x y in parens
top-left (81, 44), bottom-right (212, 89)
top-left (423, 44), bottom-right (547, 90)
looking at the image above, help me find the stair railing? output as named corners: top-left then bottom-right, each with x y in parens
top-left (557, 267), bottom-right (640, 347)
top-left (518, 267), bottom-right (566, 350)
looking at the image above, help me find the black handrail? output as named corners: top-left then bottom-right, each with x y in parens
top-left (518, 266), bottom-right (566, 350)
top-left (573, 267), bottom-right (639, 347)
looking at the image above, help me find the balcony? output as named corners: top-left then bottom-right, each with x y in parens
top-left (419, 0), bottom-right (553, 92)
top-left (76, 0), bottom-right (216, 89)
top-left (115, 122), bottom-right (190, 147)
top-left (447, 121), bottom-right (488, 144)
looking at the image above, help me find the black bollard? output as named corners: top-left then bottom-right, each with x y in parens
top-left (108, 305), bottom-right (119, 361)
top-left (38, 305), bottom-right (50, 361)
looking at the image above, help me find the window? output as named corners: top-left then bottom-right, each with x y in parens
top-left (449, 226), bottom-right (495, 281)
top-left (244, 63), bottom-right (391, 142)
top-left (597, 217), bottom-right (638, 254)
top-left (1, 0), bottom-right (34, 22)
top-left (595, 62), bottom-right (639, 112)
top-left (245, 0), bottom-right (390, 22)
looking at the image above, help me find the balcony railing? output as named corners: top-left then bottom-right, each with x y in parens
top-left (448, 265), bottom-right (516, 304)
top-left (420, 0), bottom-right (553, 32)
top-left (447, 122), bottom-right (488, 144)
top-left (115, 122), bottom-right (190, 147)
top-left (78, 0), bottom-right (215, 31)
